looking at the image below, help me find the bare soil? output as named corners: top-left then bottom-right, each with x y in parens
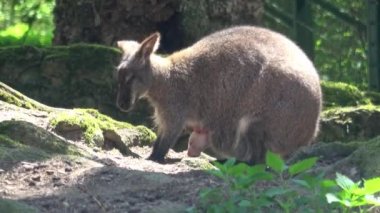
top-left (0, 102), bottom-right (220, 213)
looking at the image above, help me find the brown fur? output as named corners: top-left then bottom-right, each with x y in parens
top-left (116, 26), bottom-right (322, 164)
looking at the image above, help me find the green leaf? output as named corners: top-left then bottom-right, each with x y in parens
top-left (238, 200), bottom-right (252, 207)
top-left (228, 162), bottom-right (249, 177)
top-left (254, 197), bottom-right (273, 208)
top-left (325, 193), bottom-right (341, 204)
top-left (224, 158), bottom-right (237, 168)
top-left (208, 169), bottom-right (225, 179)
top-left (247, 164), bottom-right (266, 175)
top-left (335, 173), bottom-right (355, 191)
top-left (251, 172), bottom-right (274, 181)
top-left (292, 179), bottom-right (310, 188)
top-left (265, 151), bottom-right (286, 173)
top-left (364, 195), bottom-right (380, 206)
top-left (288, 157), bottom-right (318, 176)
top-left (264, 187), bottom-right (292, 197)
top-left (321, 179), bottom-right (337, 189)
top-left (362, 177), bottom-right (380, 195)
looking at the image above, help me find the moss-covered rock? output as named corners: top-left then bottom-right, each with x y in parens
top-left (0, 82), bottom-right (53, 111)
top-left (321, 81), bottom-right (372, 108)
top-left (319, 105), bottom-right (380, 142)
top-left (365, 90), bottom-right (380, 105)
top-left (0, 121), bottom-right (90, 170)
top-left (0, 199), bottom-right (38, 213)
top-left (182, 155), bottom-right (215, 170)
top-left (0, 134), bottom-right (51, 169)
top-left (289, 136), bottom-right (380, 179)
top-left (50, 108), bottom-right (156, 149)
top-left (0, 120), bottom-right (85, 156)
top-left (0, 45), bottom-right (151, 124)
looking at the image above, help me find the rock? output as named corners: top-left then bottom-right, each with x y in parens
top-left (50, 108), bottom-right (156, 155)
top-left (64, 167), bottom-right (72, 173)
top-left (289, 136), bottom-right (380, 179)
top-left (31, 176), bottom-right (41, 182)
top-left (321, 81), bottom-right (372, 108)
top-left (182, 155), bottom-right (216, 170)
top-left (0, 120), bottom-right (85, 156)
top-left (28, 181), bottom-right (37, 187)
top-left (319, 105), bottom-right (380, 142)
top-left (46, 170), bottom-right (54, 175)
top-left (0, 45), bottom-right (151, 124)
top-left (0, 82), bottom-right (54, 111)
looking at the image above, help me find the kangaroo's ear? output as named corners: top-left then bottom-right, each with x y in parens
top-left (117, 40), bottom-right (140, 53)
top-left (137, 32), bottom-right (160, 59)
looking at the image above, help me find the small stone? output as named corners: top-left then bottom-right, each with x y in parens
top-left (46, 170), bottom-right (54, 175)
top-left (52, 176), bottom-right (61, 182)
top-left (53, 182), bottom-right (64, 187)
top-left (23, 165), bottom-right (34, 172)
top-left (0, 169), bottom-right (5, 174)
top-left (62, 201), bottom-right (70, 207)
top-left (29, 181), bottom-right (36, 186)
top-left (36, 164), bottom-right (48, 169)
top-left (100, 176), bottom-right (112, 182)
top-left (64, 167), bottom-right (73, 173)
top-left (4, 180), bottom-right (13, 185)
top-left (31, 176), bottom-right (41, 182)
top-left (64, 160), bottom-right (73, 166)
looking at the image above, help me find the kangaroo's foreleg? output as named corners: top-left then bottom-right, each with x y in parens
top-left (148, 117), bottom-right (185, 163)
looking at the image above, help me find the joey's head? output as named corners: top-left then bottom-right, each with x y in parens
top-left (116, 32), bottom-right (160, 112)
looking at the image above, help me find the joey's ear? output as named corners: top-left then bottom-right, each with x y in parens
top-left (137, 32), bottom-right (160, 59)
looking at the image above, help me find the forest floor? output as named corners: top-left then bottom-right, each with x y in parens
top-left (0, 101), bottom-right (220, 213)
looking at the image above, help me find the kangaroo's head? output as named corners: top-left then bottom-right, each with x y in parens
top-left (116, 32), bottom-right (160, 112)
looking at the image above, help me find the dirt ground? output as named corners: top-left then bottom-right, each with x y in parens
top-left (0, 102), bottom-right (220, 213)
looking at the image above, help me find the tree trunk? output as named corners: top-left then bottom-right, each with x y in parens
top-left (53, 0), bottom-right (263, 52)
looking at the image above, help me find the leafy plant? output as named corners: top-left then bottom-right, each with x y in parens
top-left (190, 151), bottom-right (380, 213)
top-left (0, 0), bottom-right (54, 46)
top-left (326, 174), bottom-right (380, 213)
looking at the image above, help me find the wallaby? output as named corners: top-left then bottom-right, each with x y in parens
top-left (116, 26), bottom-right (322, 164)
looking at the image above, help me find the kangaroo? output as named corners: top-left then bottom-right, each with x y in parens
top-left (116, 26), bottom-right (322, 164)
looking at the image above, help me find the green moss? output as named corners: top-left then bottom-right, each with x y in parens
top-left (0, 133), bottom-right (51, 167)
top-left (0, 44), bottom-right (120, 68)
top-left (182, 157), bottom-right (215, 170)
top-left (0, 82), bottom-right (50, 111)
top-left (0, 199), bottom-right (38, 213)
top-left (365, 90), bottom-right (380, 105)
top-left (0, 134), bottom-right (22, 148)
top-left (321, 81), bottom-right (372, 108)
top-left (135, 125), bottom-right (157, 146)
top-left (322, 104), bottom-right (379, 118)
top-left (50, 109), bottom-right (155, 146)
top-left (319, 105), bottom-right (380, 142)
top-left (0, 120), bottom-right (85, 157)
top-left (351, 136), bottom-right (380, 178)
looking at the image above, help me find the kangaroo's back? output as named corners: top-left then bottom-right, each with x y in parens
top-left (168, 26), bottom-right (322, 161)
